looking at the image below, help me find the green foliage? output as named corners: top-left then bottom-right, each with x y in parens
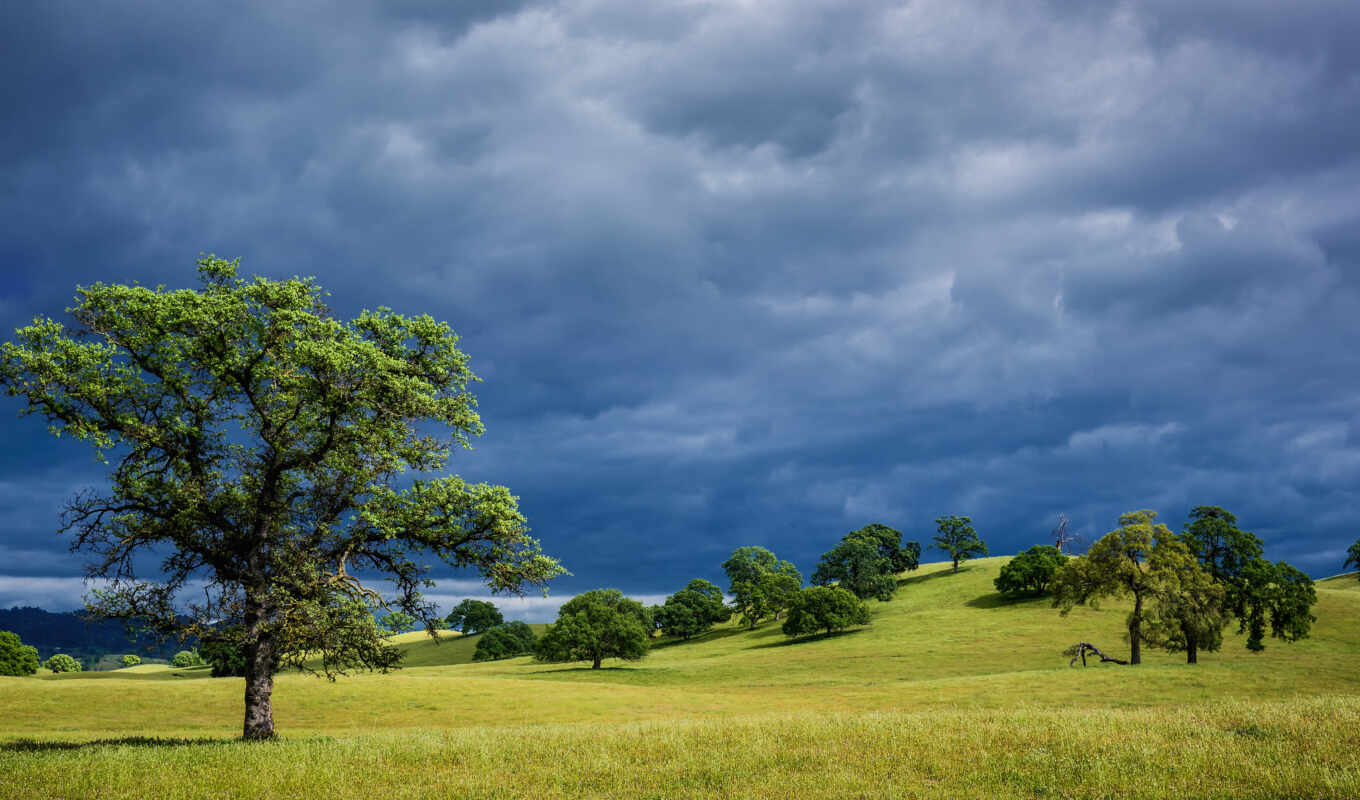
top-left (722, 546), bottom-right (802, 628)
top-left (445, 599), bottom-right (504, 636)
top-left (473, 621), bottom-right (538, 661)
top-left (1052, 510), bottom-right (1166, 665)
top-left (1345, 538), bottom-right (1360, 578)
top-left (1238, 559), bottom-right (1316, 652)
top-left (933, 515), bottom-right (988, 572)
top-left (200, 630), bottom-right (249, 677)
top-left (655, 579), bottom-right (731, 639)
top-left (846, 523), bottom-right (922, 573)
top-left (171, 650), bottom-right (203, 668)
top-left (994, 545), bottom-right (1068, 597)
top-left (0, 630), bottom-right (41, 676)
top-left (0, 256), bottom-right (563, 739)
top-left (121, 654), bottom-right (142, 668)
top-left (535, 589), bottom-right (650, 669)
top-left (1143, 536), bottom-right (1231, 663)
top-left (781, 586), bottom-right (870, 638)
top-left (812, 537), bottom-right (897, 601)
top-left (1178, 506), bottom-right (1316, 652)
top-left (43, 653), bottom-right (82, 673)
top-left (379, 611), bottom-right (418, 637)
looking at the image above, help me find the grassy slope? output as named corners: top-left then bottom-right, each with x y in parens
top-left (3, 558), bottom-right (1358, 798)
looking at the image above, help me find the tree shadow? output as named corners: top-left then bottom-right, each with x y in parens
top-left (896, 565), bottom-right (975, 588)
top-left (1, 736), bottom-right (232, 753)
top-left (964, 592), bottom-right (1051, 609)
top-left (530, 665), bottom-right (639, 674)
top-left (748, 628), bottom-right (869, 649)
top-left (648, 626), bottom-right (747, 651)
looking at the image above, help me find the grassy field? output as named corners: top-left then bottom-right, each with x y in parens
top-left (2, 560), bottom-right (1358, 798)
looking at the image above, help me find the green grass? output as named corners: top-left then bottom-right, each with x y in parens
top-left (3, 558), bottom-right (1358, 798)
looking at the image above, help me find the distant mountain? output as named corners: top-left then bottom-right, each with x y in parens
top-left (0, 606), bottom-right (192, 668)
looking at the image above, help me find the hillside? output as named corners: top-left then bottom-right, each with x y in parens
top-left (4, 557), bottom-right (1358, 798)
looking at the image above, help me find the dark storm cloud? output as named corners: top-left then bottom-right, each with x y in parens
top-left (2, 0), bottom-right (1359, 615)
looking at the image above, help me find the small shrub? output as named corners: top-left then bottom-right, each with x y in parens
top-left (171, 650), bottom-right (203, 668)
top-left (43, 653), bottom-right (82, 673)
top-left (121, 654), bottom-right (142, 668)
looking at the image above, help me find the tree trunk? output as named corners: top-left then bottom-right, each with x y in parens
top-left (242, 590), bottom-right (276, 741)
top-left (952, 556), bottom-right (959, 573)
top-left (1128, 594), bottom-right (1143, 666)
top-left (242, 634), bottom-right (276, 740)
top-left (592, 655), bottom-right (602, 669)
top-left (1186, 638), bottom-right (1198, 665)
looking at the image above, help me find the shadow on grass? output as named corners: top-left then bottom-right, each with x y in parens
top-left (964, 592), bottom-right (1052, 609)
top-left (748, 628), bottom-right (869, 650)
top-left (1, 736), bottom-right (234, 753)
top-left (896, 566), bottom-right (975, 588)
top-left (648, 627), bottom-right (748, 651)
top-left (531, 665), bottom-right (640, 674)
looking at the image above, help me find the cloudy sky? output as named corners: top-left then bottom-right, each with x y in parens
top-left (2, 0), bottom-right (1358, 619)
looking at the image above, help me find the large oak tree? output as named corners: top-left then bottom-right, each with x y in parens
top-left (0, 257), bottom-right (563, 739)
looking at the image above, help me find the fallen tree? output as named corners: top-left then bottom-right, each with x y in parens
top-left (1063, 642), bottom-right (1129, 667)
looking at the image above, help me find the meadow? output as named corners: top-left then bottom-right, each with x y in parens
top-left (3, 558), bottom-right (1358, 798)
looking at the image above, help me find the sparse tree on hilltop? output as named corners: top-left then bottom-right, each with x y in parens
top-left (846, 523), bottom-right (921, 574)
top-left (655, 579), bottom-right (731, 639)
top-left (0, 257), bottom-right (563, 739)
top-left (934, 515), bottom-right (988, 573)
top-left (812, 537), bottom-right (896, 601)
top-left (994, 545), bottom-right (1068, 598)
top-left (1345, 538), bottom-right (1360, 579)
top-left (723, 547), bottom-right (801, 628)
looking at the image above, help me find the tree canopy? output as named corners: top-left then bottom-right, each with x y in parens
top-left (445, 599), bottom-right (504, 636)
top-left (994, 545), bottom-right (1067, 598)
top-left (473, 621), bottom-right (537, 661)
top-left (722, 546), bottom-right (802, 628)
top-left (0, 257), bottom-right (563, 739)
top-left (812, 537), bottom-right (897, 601)
top-left (535, 589), bottom-right (649, 669)
top-left (1345, 538), bottom-right (1360, 579)
top-left (0, 631), bottom-right (40, 676)
top-left (655, 579), bottom-right (731, 639)
top-left (781, 586), bottom-right (870, 638)
top-left (44, 653), bottom-right (82, 673)
top-left (845, 523), bottom-right (921, 574)
top-left (933, 515), bottom-right (988, 572)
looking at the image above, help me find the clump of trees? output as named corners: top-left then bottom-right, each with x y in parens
top-left (812, 524), bottom-right (920, 601)
top-left (994, 545), bottom-right (1068, 598)
top-left (722, 547), bottom-right (802, 628)
top-left (934, 515), bottom-right (988, 572)
top-left (654, 579), bottom-right (731, 640)
top-left (0, 258), bottom-right (563, 739)
top-left (171, 650), bottom-right (204, 667)
top-left (446, 600), bottom-right (504, 636)
top-left (0, 631), bottom-right (40, 676)
top-left (1053, 508), bottom-right (1317, 665)
top-left (1345, 538), bottom-right (1360, 578)
top-left (535, 589), bottom-right (650, 669)
top-left (121, 654), bottom-right (142, 668)
top-left (44, 653), bottom-right (82, 673)
top-left (782, 586), bottom-right (870, 638)
top-left (473, 621), bottom-right (538, 661)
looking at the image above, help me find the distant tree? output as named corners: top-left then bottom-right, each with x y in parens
top-left (994, 546), bottom-right (1068, 597)
top-left (812, 537), bottom-right (896, 601)
top-left (781, 586), bottom-right (870, 638)
top-left (0, 258), bottom-right (563, 739)
top-left (171, 650), bottom-right (203, 668)
top-left (656, 579), bottom-right (731, 639)
top-left (379, 610), bottom-right (418, 637)
top-left (933, 515), bottom-right (988, 572)
top-left (0, 631), bottom-right (40, 676)
top-left (473, 622), bottom-right (538, 661)
top-left (44, 653), bottom-right (82, 673)
top-left (200, 627), bottom-right (249, 677)
top-left (723, 547), bottom-right (801, 628)
top-left (845, 523), bottom-right (922, 574)
top-left (1143, 536), bottom-right (1230, 664)
top-left (1345, 538), bottom-right (1360, 579)
top-left (1180, 506), bottom-right (1316, 652)
top-left (535, 589), bottom-right (650, 669)
top-left (1052, 510), bottom-right (1166, 665)
top-left (445, 599), bottom-right (504, 636)
top-left (121, 654), bottom-right (142, 668)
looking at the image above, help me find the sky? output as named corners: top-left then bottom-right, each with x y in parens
top-left (2, 0), bottom-right (1358, 621)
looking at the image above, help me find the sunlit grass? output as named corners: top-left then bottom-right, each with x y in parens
top-left (3, 558), bottom-right (1358, 797)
